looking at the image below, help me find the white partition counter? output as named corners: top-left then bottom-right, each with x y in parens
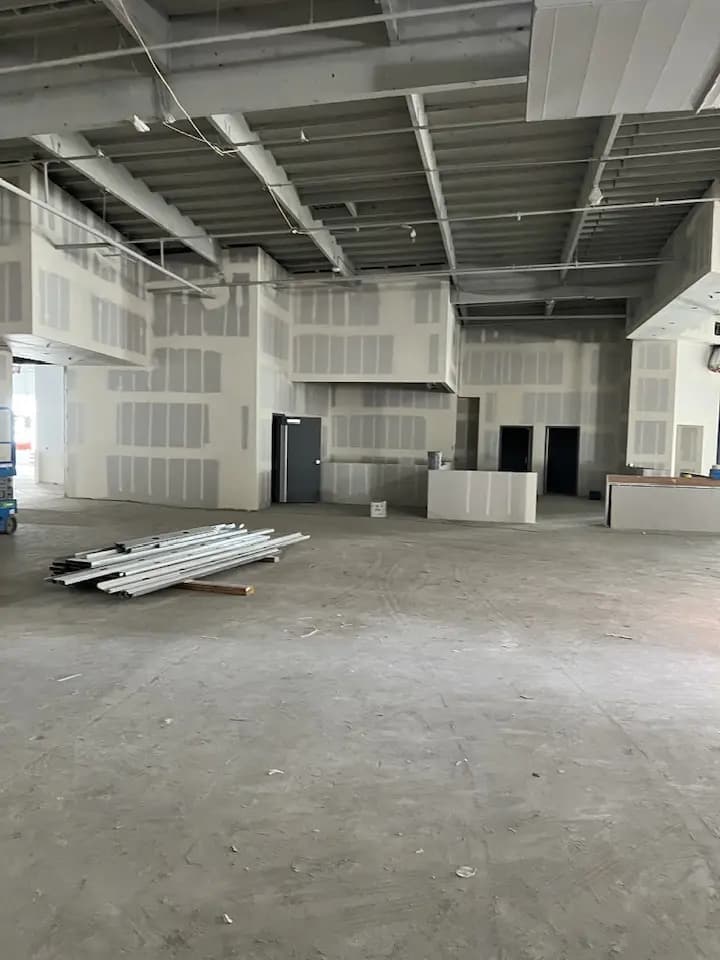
top-left (606, 475), bottom-right (720, 533)
top-left (427, 470), bottom-right (537, 523)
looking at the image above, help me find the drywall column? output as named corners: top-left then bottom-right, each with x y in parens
top-left (673, 341), bottom-right (720, 474)
top-left (34, 365), bottom-right (64, 485)
top-left (627, 339), bottom-right (720, 476)
top-left (626, 340), bottom-right (678, 475)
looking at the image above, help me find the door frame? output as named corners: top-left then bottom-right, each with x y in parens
top-left (498, 424), bottom-right (534, 472)
top-left (544, 425), bottom-right (580, 495)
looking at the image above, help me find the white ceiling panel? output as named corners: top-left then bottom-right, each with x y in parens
top-left (528, 0), bottom-right (720, 120)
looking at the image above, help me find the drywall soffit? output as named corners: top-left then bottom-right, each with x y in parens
top-left (528, 0), bottom-right (720, 119)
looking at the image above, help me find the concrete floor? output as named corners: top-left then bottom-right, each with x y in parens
top-left (2, 485), bottom-right (720, 959)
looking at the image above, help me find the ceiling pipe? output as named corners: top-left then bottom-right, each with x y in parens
top-left (64, 194), bottom-right (720, 246)
top-left (0, 1), bottom-right (527, 76)
top-left (0, 176), bottom-right (208, 296)
top-left (147, 259), bottom-right (665, 293)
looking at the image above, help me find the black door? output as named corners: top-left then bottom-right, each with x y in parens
top-left (499, 425), bottom-right (533, 472)
top-left (545, 426), bottom-right (580, 495)
top-left (272, 414), bottom-right (321, 503)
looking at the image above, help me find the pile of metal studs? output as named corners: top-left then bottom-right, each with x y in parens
top-left (48, 523), bottom-right (309, 599)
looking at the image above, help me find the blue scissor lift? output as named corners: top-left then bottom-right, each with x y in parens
top-left (0, 405), bottom-right (18, 535)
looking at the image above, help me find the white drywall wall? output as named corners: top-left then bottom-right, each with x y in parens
top-left (29, 170), bottom-right (150, 365)
top-left (292, 280), bottom-right (454, 386)
top-left (0, 341), bottom-right (11, 408)
top-left (321, 384), bottom-right (457, 506)
top-left (0, 171), bottom-right (32, 337)
top-left (34, 364), bottom-right (64, 485)
top-left (256, 251), bottom-right (331, 508)
top-left (65, 252), bottom-right (262, 510)
top-left (626, 339), bottom-right (678, 474)
top-left (461, 320), bottom-right (630, 495)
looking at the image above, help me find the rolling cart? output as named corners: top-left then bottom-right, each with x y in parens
top-left (0, 405), bottom-right (17, 535)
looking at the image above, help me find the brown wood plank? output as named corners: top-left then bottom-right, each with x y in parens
top-left (178, 580), bottom-right (255, 596)
top-left (607, 474), bottom-right (720, 488)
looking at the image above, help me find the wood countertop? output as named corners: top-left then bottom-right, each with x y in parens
top-left (607, 475), bottom-right (720, 488)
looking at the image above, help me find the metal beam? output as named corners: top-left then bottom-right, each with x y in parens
top-left (379, 2), bottom-right (456, 273)
top-left (208, 114), bottom-right (353, 276)
top-left (99, 0), bottom-right (171, 71)
top-left (406, 93), bottom-right (457, 271)
top-left (453, 279), bottom-right (648, 304)
top-left (0, 38), bottom-right (527, 140)
top-left (30, 132), bottom-right (219, 265)
top-left (558, 115), bottom-right (623, 282)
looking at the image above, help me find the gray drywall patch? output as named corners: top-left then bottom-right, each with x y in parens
top-left (0, 191), bottom-right (19, 244)
top-left (150, 403), bottom-right (167, 447)
top-left (202, 460), bottom-right (219, 507)
top-left (240, 405), bottom-right (249, 450)
top-left (168, 404), bottom-right (185, 447)
top-left (349, 415), bottom-right (363, 448)
top-left (186, 403), bottom-right (203, 449)
top-left (378, 336), bottom-right (394, 375)
top-left (330, 336), bottom-right (345, 374)
top-left (298, 293), bottom-right (315, 325)
top-left (346, 336), bottom-right (362, 375)
top-left (363, 336), bottom-right (378, 375)
top-left (203, 405), bottom-right (211, 444)
top-left (134, 456), bottom-right (150, 499)
top-left (297, 335), bottom-right (313, 374)
top-left (186, 296), bottom-right (202, 336)
top-left (121, 456), bottom-right (132, 492)
top-left (415, 288), bottom-right (431, 324)
top-left (150, 352), bottom-right (167, 392)
top-left (119, 402), bottom-right (133, 445)
top-left (186, 349), bottom-right (202, 392)
top-left (186, 458), bottom-right (202, 501)
top-left (168, 458), bottom-right (185, 502)
top-left (168, 349), bottom-right (185, 391)
top-left (428, 333), bottom-right (440, 375)
top-left (0, 262), bottom-right (22, 323)
top-left (387, 415), bottom-right (400, 449)
top-left (153, 295), bottom-right (168, 336)
top-left (151, 458), bottom-right (167, 499)
top-left (315, 334), bottom-right (329, 374)
top-left (400, 417), bottom-right (413, 450)
top-left (314, 291), bottom-right (329, 325)
top-left (134, 402), bottom-right (150, 447)
top-left (39, 271), bottom-right (70, 331)
top-left (333, 415), bottom-right (348, 447)
top-left (203, 351), bottom-right (222, 393)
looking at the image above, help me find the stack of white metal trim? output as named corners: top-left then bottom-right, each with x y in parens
top-left (48, 523), bottom-right (309, 598)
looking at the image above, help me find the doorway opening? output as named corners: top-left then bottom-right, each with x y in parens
top-left (498, 425), bottom-right (533, 472)
top-left (271, 414), bottom-right (322, 503)
top-left (545, 426), bottom-right (580, 495)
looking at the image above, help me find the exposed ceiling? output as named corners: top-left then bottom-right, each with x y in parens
top-left (0, 0), bottom-right (719, 326)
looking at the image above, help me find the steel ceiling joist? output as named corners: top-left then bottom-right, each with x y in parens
top-left (209, 113), bottom-right (353, 277)
top-left (556, 115), bottom-right (623, 283)
top-left (30, 131), bottom-right (219, 265)
top-left (407, 93), bottom-right (457, 272)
